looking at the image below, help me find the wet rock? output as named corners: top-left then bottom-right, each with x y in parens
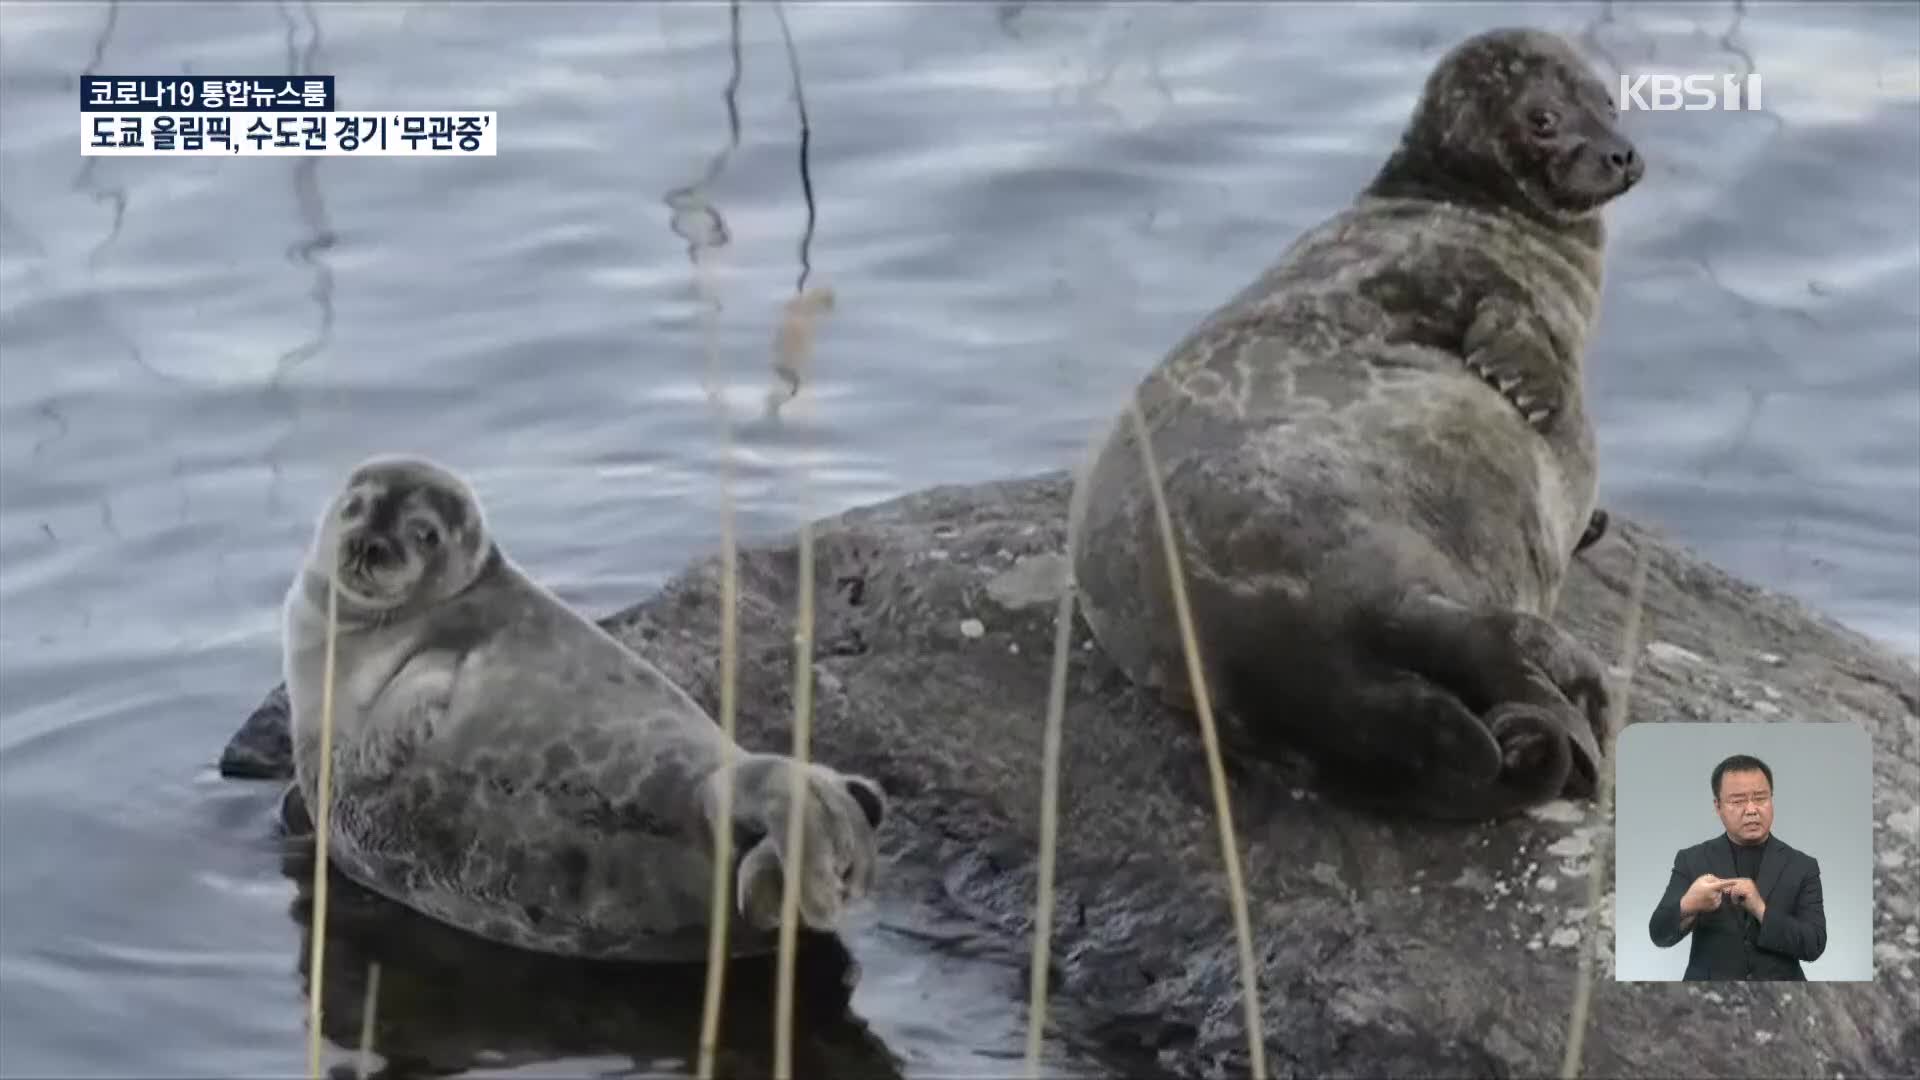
top-left (220, 470), bottom-right (1920, 1079)
top-left (219, 683), bottom-right (290, 779)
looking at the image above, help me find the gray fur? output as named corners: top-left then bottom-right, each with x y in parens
top-left (283, 453), bottom-right (887, 960)
top-left (1069, 27), bottom-right (1643, 820)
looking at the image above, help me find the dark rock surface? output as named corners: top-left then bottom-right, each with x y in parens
top-left (222, 470), bottom-right (1920, 1079)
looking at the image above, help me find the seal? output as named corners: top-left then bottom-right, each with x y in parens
top-left (282, 453), bottom-right (887, 960)
top-left (1069, 27), bottom-right (1643, 820)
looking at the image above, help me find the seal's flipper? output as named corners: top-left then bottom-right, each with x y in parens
top-left (1481, 702), bottom-right (1576, 807)
top-left (1461, 294), bottom-right (1570, 433)
top-left (1304, 675), bottom-right (1569, 820)
top-left (277, 782), bottom-right (313, 839)
top-left (1514, 669), bottom-right (1602, 798)
top-left (705, 754), bottom-right (885, 933)
top-left (1487, 610), bottom-right (1610, 792)
top-left (1575, 509), bottom-right (1608, 554)
top-left (1368, 596), bottom-right (1608, 799)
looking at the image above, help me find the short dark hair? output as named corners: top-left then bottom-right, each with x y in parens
top-left (1711, 754), bottom-right (1773, 799)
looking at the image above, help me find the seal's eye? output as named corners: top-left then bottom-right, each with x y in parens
top-left (410, 522), bottom-right (441, 551)
top-left (1529, 109), bottom-right (1560, 136)
top-left (342, 495), bottom-right (365, 519)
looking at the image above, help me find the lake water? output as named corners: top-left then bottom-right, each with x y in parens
top-left (1, 1), bottom-right (1915, 1076)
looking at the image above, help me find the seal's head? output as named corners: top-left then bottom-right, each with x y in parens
top-left (306, 454), bottom-right (494, 614)
top-left (1371, 27), bottom-right (1643, 228)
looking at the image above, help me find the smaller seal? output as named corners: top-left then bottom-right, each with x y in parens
top-left (282, 454), bottom-right (886, 961)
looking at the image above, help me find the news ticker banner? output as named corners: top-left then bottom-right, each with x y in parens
top-left (80, 75), bottom-right (496, 157)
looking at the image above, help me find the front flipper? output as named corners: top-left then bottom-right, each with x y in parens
top-left (1461, 295), bottom-right (1572, 434)
top-left (702, 754), bottom-right (887, 932)
top-left (278, 781), bottom-right (313, 839)
top-left (1575, 509), bottom-right (1609, 554)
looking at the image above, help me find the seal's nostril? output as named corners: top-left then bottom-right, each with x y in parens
top-left (344, 534), bottom-right (398, 568)
top-left (366, 538), bottom-right (396, 567)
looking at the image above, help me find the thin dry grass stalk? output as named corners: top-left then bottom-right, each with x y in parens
top-left (1023, 578), bottom-right (1077, 1075)
top-left (767, 287), bottom-right (835, 416)
top-left (1022, 445), bottom-right (1099, 1076)
top-left (693, 243), bottom-right (743, 1080)
top-left (772, 520), bottom-right (816, 1080)
top-left (1125, 399), bottom-right (1268, 1079)
top-left (355, 962), bottom-right (381, 1079)
top-left (1558, 542), bottom-right (1652, 1079)
top-left (772, 285), bottom-right (834, 1080)
top-left (306, 574), bottom-right (341, 1079)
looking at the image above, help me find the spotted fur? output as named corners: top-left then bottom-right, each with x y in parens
top-left (1070, 28), bottom-right (1643, 820)
top-left (283, 454), bottom-right (887, 960)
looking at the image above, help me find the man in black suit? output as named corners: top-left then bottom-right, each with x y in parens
top-left (1647, 753), bottom-right (1828, 980)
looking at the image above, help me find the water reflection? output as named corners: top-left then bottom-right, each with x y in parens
top-left (275, 795), bottom-right (904, 1080)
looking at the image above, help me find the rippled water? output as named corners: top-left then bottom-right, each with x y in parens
top-left (1, 1), bottom-right (1915, 1076)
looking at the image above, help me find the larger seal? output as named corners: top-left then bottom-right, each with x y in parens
top-left (282, 454), bottom-right (887, 960)
top-left (1070, 27), bottom-right (1643, 820)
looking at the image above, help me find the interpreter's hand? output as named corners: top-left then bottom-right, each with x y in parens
top-left (1678, 873), bottom-right (1728, 916)
top-left (1720, 876), bottom-right (1766, 920)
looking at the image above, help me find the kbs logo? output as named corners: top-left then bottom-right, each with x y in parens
top-left (1617, 72), bottom-right (1763, 111)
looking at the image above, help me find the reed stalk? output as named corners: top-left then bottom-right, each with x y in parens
top-left (1126, 399), bottom-right (1267, 1079)
top-left (772, 287), bottom-right (832, 1080)
top-left (772, 518), bottom-right (816, 1080)
top-left (770, 7), bottom-right (823, 1067)
top-left (305, 574), bottom-right (341, 1079)
top-left (693, 239), bottom-right (742, 1080)
top-left (354, 962), bottom-right (381, 1079)
top-left (1022, 449), bottom-right (1096, 1076)
top-left (1559, 543), bottom-right (1651, 1079)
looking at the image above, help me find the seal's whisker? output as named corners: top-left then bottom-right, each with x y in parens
top-left (1126, 398), bottom-right (1269, 1079)
top-left (1559, 540), bottom-right (1650, 1079)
